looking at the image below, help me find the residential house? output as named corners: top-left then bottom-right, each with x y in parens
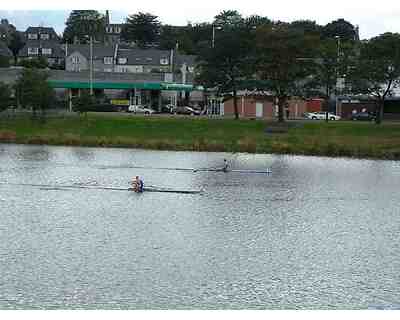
top-left (115, 48), bottom-right (172, 73)
top-left (65, 44), bottom-right (117, 72)
top-left (18, 26), bottom-right (64, 66)
top-left (24, 26), bottom-right (59, 41)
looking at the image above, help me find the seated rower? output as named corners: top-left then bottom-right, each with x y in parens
top-left (131, 176), bottom-right (144, 193)
top-left (222, 159), bottom-right (229, 172)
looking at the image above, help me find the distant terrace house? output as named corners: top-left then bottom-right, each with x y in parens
top-left (115, 48), bottom-right (172, 73)
top-left (65, 44), bottom-right (117, 72)
top-left (18, 26), bottom-right (64, 66)
top-left (115, 48), bottom-right (199, 105)
top-left (64, 44), bottom-right (201, 107)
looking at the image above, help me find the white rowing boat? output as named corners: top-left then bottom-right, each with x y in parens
top-left (99, 165), bottom-right (271, 174)
top-left (0, 182), bottom-right (202, 195)
top-left (137, 187), bottom-right (202, 194)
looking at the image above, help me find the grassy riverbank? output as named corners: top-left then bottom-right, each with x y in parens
top-left (1, 113), bottom-right (400, 159)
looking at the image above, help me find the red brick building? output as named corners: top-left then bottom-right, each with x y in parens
top-left (221, 92), bottom-right (308, 119)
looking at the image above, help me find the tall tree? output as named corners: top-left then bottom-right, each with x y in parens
top-left (0, 82), bottom-right (12, 112)
top-left (255, 24), bottom-right (314, 122)
top-left (15, 68), bottom-right (55, 119)
top-left (196, 26), bottom-right (252, 119)
top-left (347, 33), bottom-right (400, 124)
top-left (73, 90), bottom-right (95, 119)
top-left (213, 10), bottom-right (243, 27)
top-left (63, 10), bottom-right (106, 44)
top-left (322, 18), bottom-right (358, 41)
top-left (121, 12), bottom-right (161, 48)
top-left (8, 31), bottom-right (25, 66)
top-left (0, 55), bottom-right (10, 68)
top-left (290, 20), bottom-right (322, 37)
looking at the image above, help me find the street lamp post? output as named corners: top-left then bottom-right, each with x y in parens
top-left (334, 35), bottom-right (341, 120)
top-left (212, 25), bottom-right (222, 48)
top-left (89, 36), bottom-right (93, 95)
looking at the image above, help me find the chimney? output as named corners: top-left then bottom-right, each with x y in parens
top-left (105, 10), bottom-right (110, 25)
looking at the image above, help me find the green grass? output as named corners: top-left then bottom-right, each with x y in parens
top-left (1, 113), bottom-right (400, 159)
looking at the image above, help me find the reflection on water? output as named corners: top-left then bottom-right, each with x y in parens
top-left (0, 143), bottom-right (400, 309)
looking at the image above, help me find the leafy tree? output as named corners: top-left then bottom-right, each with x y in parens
top-left (7, 31), bottom-right (25, 65)
top-left (290, 20), bottom-right (322, 37)
top-left (72, 90), bottom-right (96, 118)
top-left (244, 15), bottom-right (271, 29)
top-left (121, 12), bottom-right (161, 48)
top-left (213, 10), bottom-right (243, 27)
top-left (63, 10), bottom-right (106, 44)
top-left (322, 18), bottom-right (358, 41)
top-left (158, 24), bottom-right (197, 54)
top-left (0, 55), bottom-right (10, 67)
top-left (15, 68), bottom-right (55, 119)
top-left (0, 82), bottom-right (12, 112)
top-left (196, 26), bottom-right (252, 119)
top-left (347, 33), bottom-right (400, 124)
top-left (255, 24), bottom-right (315, 122)
top-left (18, 56), bottom-right (49, 69)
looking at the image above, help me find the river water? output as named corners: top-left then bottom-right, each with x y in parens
top-left (0, 143), bottom-right (400, 309)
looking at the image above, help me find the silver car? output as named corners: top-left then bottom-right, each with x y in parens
top-left (128, 105), bottom-right (155, 114)
top-left (305, 112), bottom-right (341, 121)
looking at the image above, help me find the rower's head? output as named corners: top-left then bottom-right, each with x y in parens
top-left (224, 159), bottom-right (227, 162)
top-left (135, 176), bottom-right (139, 180)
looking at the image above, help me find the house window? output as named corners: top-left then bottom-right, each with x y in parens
top-left (28, 33), bottom-right (38, 40)
top-left (28, 47), bottom-right (39, 55)
top-left (104, 68), bottom-right (113, 72)
top-left (146, 57), bottom-right (152, 62)
top-left (116, 27), bottom-right (121, 33)
top-left (41, 48), bottom-right (52, 55)
top-left (104, 57), bottom-right (113, 65)
top-left (40, 33), bottom-right (49, 40)
top-left (71, 56), bottom-right (80, 63)
top-left (118, 57), bottom-right (127, 64)
top-left (160, 58), bottom-right (169, 65)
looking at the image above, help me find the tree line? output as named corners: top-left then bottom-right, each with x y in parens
top-left (2, 10), bottom-right (400, 124)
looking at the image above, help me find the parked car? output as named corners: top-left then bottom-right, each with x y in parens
top-left (304, 111), bottom-right (341, 121)
top-left (350, 112), bottom-right (376, 121)
top-left (128, 105), bottom-right (155, 114)
top-left (161, 104), bottom-right (175, 113)
top-left (172, 106), bottom-right (201, 115)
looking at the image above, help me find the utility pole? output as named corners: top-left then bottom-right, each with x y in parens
top-left (90, 36), bottom-right (93, 95)
top-left (335, 35), bottom-right (341, 118)
top-left (212, 25), bottom-right (215, 48)
top-left (212, 25), bottom-right (222, 48)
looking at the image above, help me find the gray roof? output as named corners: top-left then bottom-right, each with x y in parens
top-left (25, 26), bottom-right (59, 40)
top-left (67, 44), bottom-right (116, 60)
top-left (117, 48), bottom-right (170, 65)
top-left (19, 40), bottom-right (65, 58)
top-left (0, 41), bottom-right (12, 57)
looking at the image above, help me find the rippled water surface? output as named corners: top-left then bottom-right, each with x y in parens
top-left (1, 143), bottom-right (400, 309)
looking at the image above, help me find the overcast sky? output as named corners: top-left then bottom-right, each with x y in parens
top-left (1, 0), bottom-right (400, 39)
